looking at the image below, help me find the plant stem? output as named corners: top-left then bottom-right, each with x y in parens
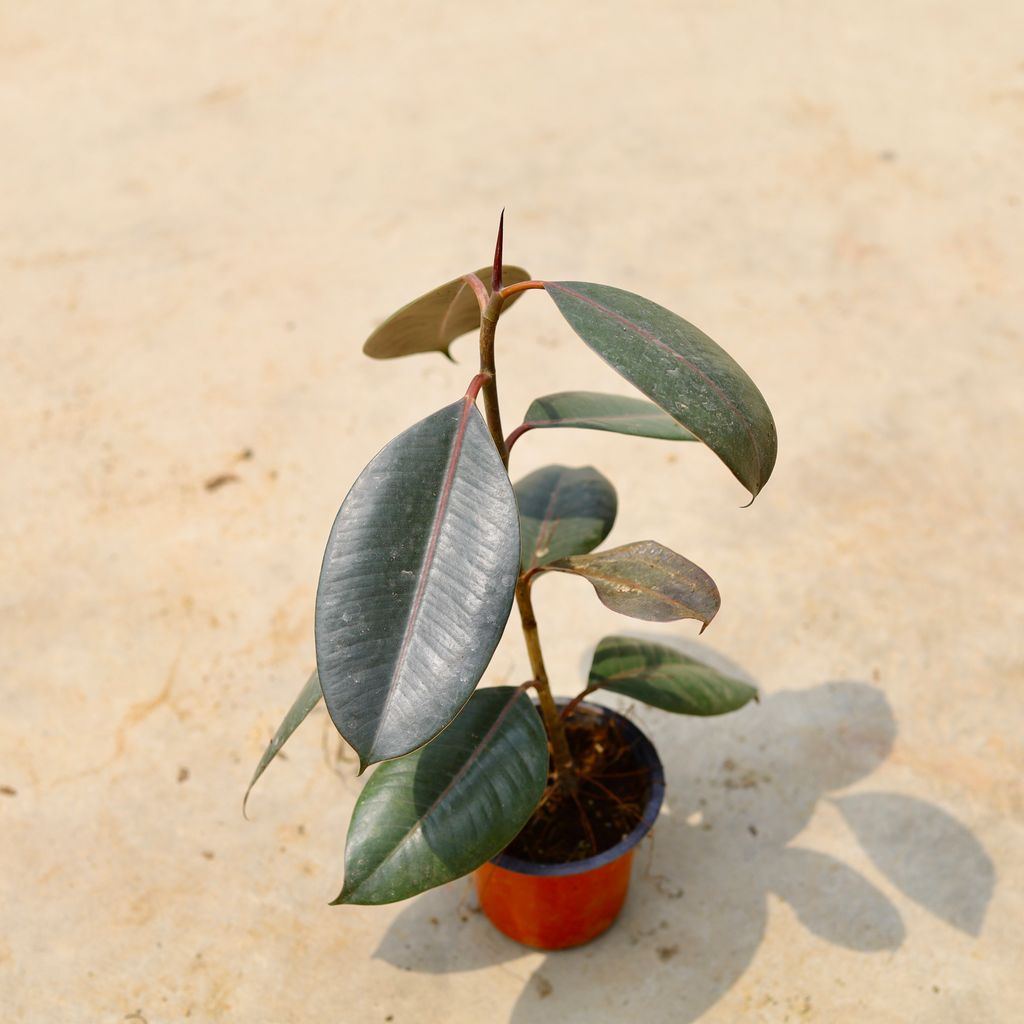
top-left (516, 577), bottom-right (578, 792)
top-left (478, 292), bottom-right (509, 466)
top-left (477, 284), bottom-right (579, 793)
top-left (504, 421), bottom-right (532, 452)
top-left (559, 686), bottom-right (599, 722)
top-left (499, 280), bottom-right (546, 301)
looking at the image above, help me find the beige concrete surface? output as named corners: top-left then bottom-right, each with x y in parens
top-left (2, 2), bottom-right (1023, 1021)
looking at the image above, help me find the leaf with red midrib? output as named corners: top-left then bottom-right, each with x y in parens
top-left (363, 265), bottom-right (531, 359)
top-left (517, 391), bottom-right (696, 443)
top-left (514, 464), bottom-right (617, 571)
top-left (315, 398), bottom-right (520, 770)
top-left (334, 687), bottom-right (548, 905)
top-left (542, 540), bottom-right (720, 628)
top-left (545, 282), bottom-right (777, 500)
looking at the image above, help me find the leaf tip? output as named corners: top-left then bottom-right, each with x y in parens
top-left (699, 601), bottom-right (721, 635)
top-left (739, 484), bottom-right (763, 509)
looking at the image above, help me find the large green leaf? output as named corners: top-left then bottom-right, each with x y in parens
top-left (315, 398), bottom-right (520, 771)
top-left (363, 265), bottom-right (531, 359)
top-left (542, 540), bottom-right (720, 628)
top-left (588, 636), bottom-right (757, 715)
top-left (545, 282), bottom-right (777, 499)
top-left (513, 464), bottom-right (617, 571)
top-left (520, 391), bottom-right (696, 441)
top-left (243, 669), bottom-right (322, 815)
top-left (334, 686), bottom-right (548, 905)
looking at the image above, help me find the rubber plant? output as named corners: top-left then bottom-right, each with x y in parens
top-left (246, 214), bottom-right (777, 914)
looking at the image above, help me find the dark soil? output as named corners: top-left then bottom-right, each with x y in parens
top-left (504, 710), bottom-right (653, 864)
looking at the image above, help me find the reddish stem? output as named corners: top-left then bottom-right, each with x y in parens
top-left (559, 686), bottom-right (600, 722)
top-left (504, 421), bottom-right (533, 452)
top-left (499, 280), bottom-right (546, 301)
top-left (461, 272), bottom-right (489, 314)
top-left (464, 372), bottom-right (491, 402)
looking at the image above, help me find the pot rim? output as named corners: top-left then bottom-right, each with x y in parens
top-left (488, 699), bottom-right (665, 877)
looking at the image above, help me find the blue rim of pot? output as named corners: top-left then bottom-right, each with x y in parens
top-left (489, 699), bottom-right (666, 877)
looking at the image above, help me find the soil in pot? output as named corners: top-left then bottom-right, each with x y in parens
top-left (505, 708), bottom-right (653, 864)
top-left (476, 703), bottom-right (662, 949)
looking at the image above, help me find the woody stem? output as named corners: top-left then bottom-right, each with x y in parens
top-left (477, 290), bottom-right (578, 793)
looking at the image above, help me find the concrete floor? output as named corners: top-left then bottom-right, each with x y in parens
top-left (2, 2), bottom-right (1022, 1021)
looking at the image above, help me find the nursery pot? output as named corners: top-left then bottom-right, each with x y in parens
top-left (474, 700), bottom-right (665, 950)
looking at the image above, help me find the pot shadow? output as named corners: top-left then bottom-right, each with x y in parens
top-left (374, 667), bottom-right (994, 1021)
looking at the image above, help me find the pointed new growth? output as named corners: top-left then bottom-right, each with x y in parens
top-left (491, 209), bottom-right (505, 293)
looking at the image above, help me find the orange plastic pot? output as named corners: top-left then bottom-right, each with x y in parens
top-left (474, 701), bottom-right (665, 950)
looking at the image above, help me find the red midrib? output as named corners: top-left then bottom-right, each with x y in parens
top-left (551, 560), bottom-right (719, 620)
top-left (374, 398), bottom-right (475, 750)
top-left (351, 691), bottom-right (525, 896)
top-left (547, 283), bottom-right (766, 484)
top-left (529, 470), bottom-right (569, 569)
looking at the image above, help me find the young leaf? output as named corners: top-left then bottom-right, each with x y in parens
top-left (542, 540), bottom-right (720, 628)
top-left (514, 464), bottom-right (617, 571)
top-left (363, 265), bottom-right (532, 359)
top-left (334, 686), bottom-right (548, 905)
top-left (545, 282), bottom-right (777, 499)
top-left (518, 391), bottom-right (696, 442)
top-left (588, 635), bottom-right (757, 715)
top-left (315, 398), bottom-right (520, 771)
top-left (243, 669), bottom-right (322, 815)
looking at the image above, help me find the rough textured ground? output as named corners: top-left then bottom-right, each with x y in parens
top-left (2, 3), bottom-right (1022, 1021)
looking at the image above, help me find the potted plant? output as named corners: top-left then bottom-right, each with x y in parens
top-left (245, 214), bottom-right (778, 949)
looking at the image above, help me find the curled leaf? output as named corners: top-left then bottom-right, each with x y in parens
top-left (514, 464), bottom-right (617, 571)
top-left (243, 670), bottom-right (322, 815)
top-left (518, 391), bottom-right (696, 442)
top-left (364, 265), bottom-right (531, 359)
top-left (542, 540), bottom-right (720, 628)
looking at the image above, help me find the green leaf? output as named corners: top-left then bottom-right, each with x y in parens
top-left (334, 686), bottom-right (548, 905)
top-left (315, 398), bottom-right (520, 771)
top-left (545, 282), bottom-right (777, 499)
top-left (543, 540), bottom-right (720, 628)
top-left (588, 636), bottom-right (757, 715)
top-left (243, 670), bottom-right (322, 815)
top-left (514, 465), bottom-right (617, 571)
top-left (520, 391), bottom-right (696, 442)
top-left (363, 266), bottom-right (532, 359)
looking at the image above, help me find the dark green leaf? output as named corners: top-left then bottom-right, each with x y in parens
top-left (334, 687), bottom-right (548, 905)
top-left (315, 398), bottom-right (520, 771)
top-left (545, 282), bottom-right (777, 499)
top-left (588, 635), bottom-right (757, 714)
top-left (243, 670), bottom-right (322, 815)
top-left (364, 266), bottom-right (532, 359)
top-left (543, 540), bottom-right (720, 627)
top-left (514, 465), bottom-right (617, 571)
top-left (520, 391), bottom-right (696, 441)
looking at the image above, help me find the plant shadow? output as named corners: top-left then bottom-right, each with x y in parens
top-left (374, 670), bottom-right (994, 1021)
